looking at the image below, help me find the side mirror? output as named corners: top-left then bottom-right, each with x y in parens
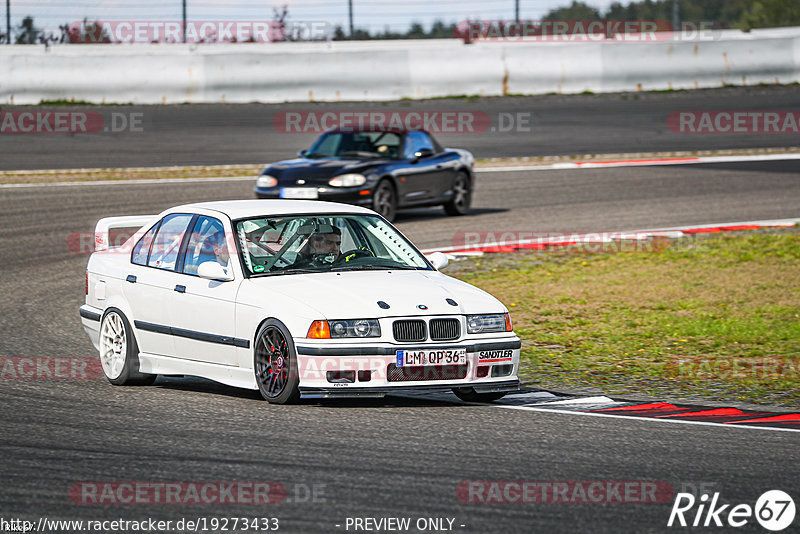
top-left (411, 148), bottom-right (434, 163)
top-left (298, 149), bottom-right (307, 157)
top-left (197, 262), bottom-right (234, 282)
top-left (426, 252), bottom-right (449, 270)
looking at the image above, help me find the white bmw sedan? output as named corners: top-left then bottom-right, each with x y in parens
top-left (79, 200), bottom-right (520, 404)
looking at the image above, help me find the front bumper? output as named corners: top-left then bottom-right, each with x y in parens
top-left (254, 185), bottom-right (374, 207)
top-left (299, 379), bottom-right (520, 399)
top-left (293, 338), bottom-right (521, 399)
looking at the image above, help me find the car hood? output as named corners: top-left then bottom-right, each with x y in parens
top-left (264, 158), bottom-right (387, 183)
top-left (244, 270), bottom-right (506, 319)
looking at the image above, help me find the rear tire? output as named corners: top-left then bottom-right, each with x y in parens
top-left (452, 387), bottom-right (506, 402)
top-left (443, 172), bottom-right (471, 216)
top-left (372, 180), bottom-right (397, 222)
top-left (99, 309), bottom-right (156, 386)
top-left (254, 319), bottom-right (301, 404)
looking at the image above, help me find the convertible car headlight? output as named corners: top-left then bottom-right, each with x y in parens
top-left (328, 174), bottom-right (366, 187)
top-left (307, 319), bottom-right (381, 338)
top-left (467, 313), bottom-right (512, 334)
top-left (256, 174), bottom-right (278, 188)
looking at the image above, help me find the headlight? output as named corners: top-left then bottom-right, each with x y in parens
top-left (329, 319), bottom-right (381, 338)
top-left (328, 173), bottom-right (366, 187)
top-left (467, 313), bottom-right (512, 334)
top-left (256, 174), bottom-right (278, 188)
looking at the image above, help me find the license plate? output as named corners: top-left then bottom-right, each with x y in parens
top-left (280, 187), bottom-right (318, 199)
top-left (396, 348), bottom-right (467, 367)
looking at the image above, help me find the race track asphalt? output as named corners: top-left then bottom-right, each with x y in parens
top-left (1, 85), bottom-right (799, 170)
top-left (1, 160), bottom-right (798, 532)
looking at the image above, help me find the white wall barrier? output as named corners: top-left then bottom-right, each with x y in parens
top-left (1, 28), bottom-right (799, 105)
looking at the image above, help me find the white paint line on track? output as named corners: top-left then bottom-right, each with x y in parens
top-left (491, 403), bottom-right (800, 433)
top-left (477, 152), bottom-right (800, 173)
top-left (535, 396), bottom-right (619, 406)
top-left (0, 176), bottom-right (255, 189)
top-left (504, 391), bottom-right (561, 400)
top-left (2, 151), bottom-right (799, 189)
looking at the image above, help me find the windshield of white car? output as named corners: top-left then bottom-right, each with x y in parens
top-left (236, 214), bottom-right (431, 276)
top-left (306, 131), bottom-right (402, 159)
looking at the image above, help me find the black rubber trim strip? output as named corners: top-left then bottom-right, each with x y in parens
top-left (135, 321), bottom-right (171, 335)
top-left (299, 379), bottom-right (520, 398)
top-left (79, 308), bottom-right (101, 322)
top-left (134, 320), bottom-right (250, 349)
top-left (296, 339), bottom-right (521, 356)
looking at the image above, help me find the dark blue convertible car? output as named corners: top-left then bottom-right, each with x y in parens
top-left (254, 128), bottom-right (474, 221)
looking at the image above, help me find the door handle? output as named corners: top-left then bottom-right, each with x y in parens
top-left (174, 285), bottom-right (186, 293)
top-left (126, 275), bottom-right (137, 283)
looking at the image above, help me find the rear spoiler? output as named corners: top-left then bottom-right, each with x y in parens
top-left (94, 215), bottom-right (157, 252)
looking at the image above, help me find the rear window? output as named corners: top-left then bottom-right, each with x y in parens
top-left (131, 222), bottom-right (160, 266)
top-left (146, 214), bottom-right (194, 271)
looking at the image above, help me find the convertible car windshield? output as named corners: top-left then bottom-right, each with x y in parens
top-left (305, 131), bottom-right (403, 159)
top-left (236, 214), bottom-right (431, 275)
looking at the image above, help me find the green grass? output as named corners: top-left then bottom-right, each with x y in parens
top-left (448, 228), bottom-right (800, 408)
top-left (38, 99), bottom-right (132, 106)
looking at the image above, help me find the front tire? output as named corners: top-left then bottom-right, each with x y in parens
top-left (452, 387), bottom-right (506, 402)
top-left (99, 309), bottom-right (156, 386)
top-left (254, 319), bottom-right (300, 404)
top-left (372, 180), bottom-right (397, 222)
top-left (444, 172), bottom-right (472, 216)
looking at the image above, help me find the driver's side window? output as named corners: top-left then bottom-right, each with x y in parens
top-left (182, 216), bottom-right (227, 275)
top-left (402, 131), bottom-right (434, 159)
top-left (314, 134), bottom-right (340, 156)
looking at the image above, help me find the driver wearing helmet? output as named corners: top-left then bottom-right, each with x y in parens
top-left (299, 226), bottom-right (342, 265)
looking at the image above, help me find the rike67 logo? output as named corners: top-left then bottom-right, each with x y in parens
top-left (668, 490), bottom-right (795, 531)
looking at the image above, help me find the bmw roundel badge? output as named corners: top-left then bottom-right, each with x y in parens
top-left (417, 304), bottom-right (428, 310)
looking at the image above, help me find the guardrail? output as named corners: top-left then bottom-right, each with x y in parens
top-left (1, 27), bottom-right (798, 104)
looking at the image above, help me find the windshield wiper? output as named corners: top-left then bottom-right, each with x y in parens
top-left (281, 267), bottom-right (327, 274)
top-left (252, 267), bottom-right (322, 276)
top-left (331, 263), bottom-right (419, 271)
top-left (304, 152), bottom-right (330, 159)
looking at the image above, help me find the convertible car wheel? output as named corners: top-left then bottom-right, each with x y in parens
top-left (452, 387), bottom-right (507, 403)
top-left (99, 309), bottom-right (156, 386)
top-left (254, 320), bottom-right (300, 404)
top-left (372, 180), bottom-right (397, 222)
top-left (444, 172), bottom-right (472, 216)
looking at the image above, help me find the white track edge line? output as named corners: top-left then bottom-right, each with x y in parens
top-left (477, 153), bottom-right (800, 173)
top-left (492, 403), bottom-right (800, 433)
top-left (0, 175), bottom-right (255, 189)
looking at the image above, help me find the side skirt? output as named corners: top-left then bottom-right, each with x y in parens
top-left (138, 353), bottom-right (257, 390)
